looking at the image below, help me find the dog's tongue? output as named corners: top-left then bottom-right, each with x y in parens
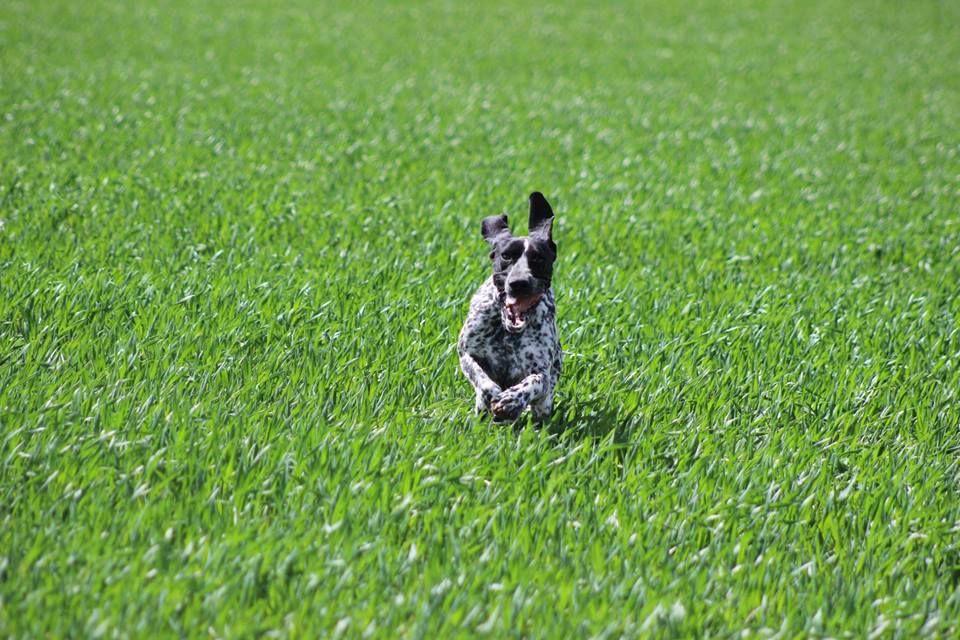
top-left (506, 294), bottom-right (541, 314)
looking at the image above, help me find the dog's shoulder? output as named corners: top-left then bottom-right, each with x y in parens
top-left (467, 277), bottom-right (499, 311)
top-left (459, 277), bottom-right (500, 349)
top-left (526, 290), bottom-right (557, 331)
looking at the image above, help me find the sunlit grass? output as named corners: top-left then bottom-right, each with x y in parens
top-left (2, 0), bottom-right (959, 636)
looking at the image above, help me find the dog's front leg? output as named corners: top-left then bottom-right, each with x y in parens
top-left (459, 352), bottom-right (502, 413)
top-left (491, 373), bottom-right (544, 422)
top-left (530, 378), bottom-right (555, 421)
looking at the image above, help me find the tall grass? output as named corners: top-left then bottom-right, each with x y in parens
top-left (2, 0), bottom-right (959, 636)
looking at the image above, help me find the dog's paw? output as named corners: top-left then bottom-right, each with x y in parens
top-left (476, 385), bottom-right (502, 414)
top-left (490, 389), bottom-right (528, 422)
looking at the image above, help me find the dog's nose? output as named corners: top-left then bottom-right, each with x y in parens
top-left (506, 277), bottom-right (534, 296)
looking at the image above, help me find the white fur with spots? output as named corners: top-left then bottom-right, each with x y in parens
top-left (458, 277), bottom-right (562, 421)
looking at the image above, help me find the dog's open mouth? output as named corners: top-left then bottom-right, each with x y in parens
top-left (502, 294), bottom-right (542, 332)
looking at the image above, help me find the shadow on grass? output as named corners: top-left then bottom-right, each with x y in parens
top-left (517, 394), bottom-right (635, 453)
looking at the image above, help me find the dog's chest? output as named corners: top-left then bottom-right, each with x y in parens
top-left (461, 294), bottom-right (558, 387)
top-left (504, 327), bottom-right (557, 383)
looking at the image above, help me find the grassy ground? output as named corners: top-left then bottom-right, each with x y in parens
top-left (2, 0), bottom-right (960, 636)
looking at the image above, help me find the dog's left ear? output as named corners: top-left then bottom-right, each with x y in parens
top-left (528, 192), bottom-right (554, 239)
top-left (528, 192), bottom-right (556, 253)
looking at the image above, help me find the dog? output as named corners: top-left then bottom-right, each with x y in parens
top-left (458, 192), bottom-right (562, 422)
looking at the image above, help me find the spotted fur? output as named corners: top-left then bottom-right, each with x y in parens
top-left (458, 192), bottom-right (562, 422)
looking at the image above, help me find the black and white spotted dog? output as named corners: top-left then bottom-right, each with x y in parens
top-left (458, 192), bottom-right (562, 422)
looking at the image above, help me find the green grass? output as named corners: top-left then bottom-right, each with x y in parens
top-left (2, 0), bottom-right (960, 636)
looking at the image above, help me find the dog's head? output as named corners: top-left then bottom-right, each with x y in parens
top-left (481, 192), bottom-right (557, 333)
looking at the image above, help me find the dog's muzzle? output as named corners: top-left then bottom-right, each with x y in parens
top-left (502, 294), bottom-right (542, 333)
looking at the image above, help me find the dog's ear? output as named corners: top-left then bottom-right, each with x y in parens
top-left (528, 192), bottom-right (554, 240)
top-left (481, 214), bottom-right (511, 245)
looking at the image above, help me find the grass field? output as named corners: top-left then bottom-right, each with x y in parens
top-left (2, 0), bottom-right (960, 636)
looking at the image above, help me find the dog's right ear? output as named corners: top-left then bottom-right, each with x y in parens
top-left (481, 214), bottom-right (511, 245)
